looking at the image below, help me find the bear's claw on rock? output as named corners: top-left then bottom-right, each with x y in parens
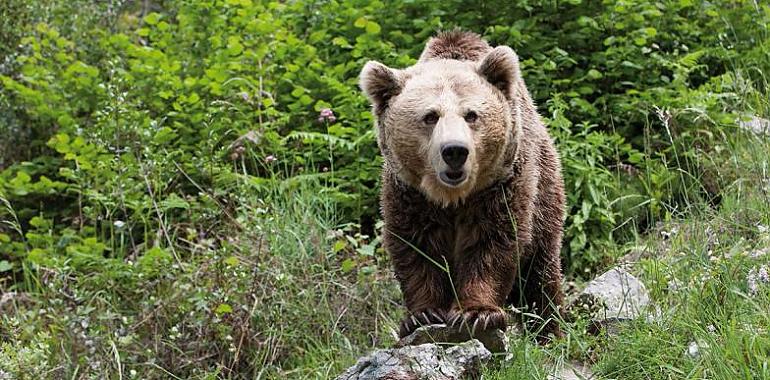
top-left (448, 306), bottom-right (507, 334)
top-left (398, 308), bottom-right (446, 337)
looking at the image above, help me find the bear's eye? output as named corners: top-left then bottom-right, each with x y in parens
top-left (464, 111), bottom-right (478, 123)
top-left (423, 111), bottom-right (439, 125)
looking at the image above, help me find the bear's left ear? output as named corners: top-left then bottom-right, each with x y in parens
top-left (360, 61), bottom-right (404, 115)
top-left (478, 46), bottom-right (521, 99)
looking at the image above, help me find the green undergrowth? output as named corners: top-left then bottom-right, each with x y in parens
top-left (1, 179), bottom-right (403, 378)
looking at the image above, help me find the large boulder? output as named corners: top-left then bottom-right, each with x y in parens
top-left (570, 267), bottom-right (651, 334)
top-left (738, 115), bottom-right (770, 135)
top-left (335, 339), bottom-right (491, 380)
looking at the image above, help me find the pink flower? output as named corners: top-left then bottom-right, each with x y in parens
top-left (318, 108), bottom-right (337, 123)
top-left (265, 155), bottom-right (277, 163)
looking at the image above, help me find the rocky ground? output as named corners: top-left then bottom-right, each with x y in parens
top-left (336, 265), bottom-right (652, 379)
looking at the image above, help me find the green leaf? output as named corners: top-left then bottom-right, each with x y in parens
top-left (153, 127), bottom-right (177, 145)
top-left (331, 36), bottom-right (351, 48)
top-left (227, 36), bottom-right (244, 56)
top-left (144, 12), bottom-right (161, 25)
top-left (341, 258), bottom-right (355, 273)
top-left (356, 244), bottom-right (375, 256)
top-left (0, 260), bottom-right (12, 273)
top-left (299, 94), bottom-right (313, 105)
top-left (27, 248), bottom-right (48, 265)
top-left (365, 21), bottom-right (381, 34)
top-left (333, 240), bottom-right (347, 253)
top-left (291, 87), bottom-right (304, 97)
top-left (187, 92), bottom-right (200, 104)
top-left (215, 303), bottom-right (233, 315)
top-left (160, 193), bottom-right (190, 210)
top-left (138, 247), bottom-right (173, 269)
top-left (353, 17), bottom-right (367, 28)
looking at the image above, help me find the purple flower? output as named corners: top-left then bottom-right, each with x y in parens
top-left (318, 108), bottom-right (337, 123)
top-left (240, 92), bottom-right (250, 102)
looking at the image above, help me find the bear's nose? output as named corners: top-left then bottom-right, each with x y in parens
top-left (441, 143), bottom-right (469, 170)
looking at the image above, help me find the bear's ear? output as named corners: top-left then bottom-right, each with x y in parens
top-left (478, 46), bottom-right (521, 98)
top-left (360, 61), bottom-right (403, 114)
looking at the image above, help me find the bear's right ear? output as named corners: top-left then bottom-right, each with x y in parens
top-left (360, 61), bottom-right (403, 114)
top-left (478, 46), bottom-right (521, 99)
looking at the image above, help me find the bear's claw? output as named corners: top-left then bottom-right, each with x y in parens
top-left (398, 308), bottom-right (446, 337)
top-left (448, 306), bottom-right (507, 335)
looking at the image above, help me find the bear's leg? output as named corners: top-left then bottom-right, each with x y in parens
top-left (388, 238), bottom-right (452, 337)
top-left (446, 241), bottom-right (516, 334)
top-left (517, 238), bottom-right (565, 342)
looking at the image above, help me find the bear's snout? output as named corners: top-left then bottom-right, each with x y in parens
top-left (439, 142), bottom-right (469, 186)
top-left (441, 143), bottom-right (469, 170)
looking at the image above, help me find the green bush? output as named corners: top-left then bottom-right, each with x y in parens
top-left (3, 0), bottom-right (767, 279)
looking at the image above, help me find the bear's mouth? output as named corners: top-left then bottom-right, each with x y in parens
top-left (439, 170), bottom-right (467, 187)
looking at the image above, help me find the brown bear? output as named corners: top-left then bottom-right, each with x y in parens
top-left (359, 30), bottom-right (565, 341)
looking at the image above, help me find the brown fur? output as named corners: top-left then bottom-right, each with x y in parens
top-left (360, 31), bottom-right (565, 341)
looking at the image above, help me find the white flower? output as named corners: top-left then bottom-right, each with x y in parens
top-left (748, 267), bottom-right (759, 295)
top-left (687, 341), bottom-right (708, 358)
top-left (687, 341), bottom-right (700, 358)
top-left (114, 220), bottom-right (125, 229)
top-left (759, 265), bottom-right (769, 283)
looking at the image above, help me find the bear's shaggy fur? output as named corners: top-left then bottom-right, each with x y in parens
top-left (360, 31), bottom-right (565, 341)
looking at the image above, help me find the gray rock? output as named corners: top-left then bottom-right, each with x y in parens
top-left (738, 115), bottom-right (770, 135)
top-left (335, 339), bottom-right (491, 380)
top-left (548, 361), bottom-right (595, 380)
top-left (571, 268), bottom-right (651, 328)
top-left (396, 324), bottom-right (509, 353)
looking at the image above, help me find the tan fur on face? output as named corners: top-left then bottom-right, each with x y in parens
top-left (372, 59), bottom-right (513, 206)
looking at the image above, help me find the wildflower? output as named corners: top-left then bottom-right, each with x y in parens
top-left (759, 265), bottom-right (769, 283)
top-left (750, 247), bottom-right (769, 258)
top-left (318, 108), bottom-right (337, 123)
top-left (114, 220), bottom-right (125, 229)
top-left (265, 155), bottom-right (277, 163)
top-left (240, 92), bottom-right (250, 102)
top-left (687, 341), bottom-right (699, 358)
top-left (748, 267), bottom-right (760, 295)
top-left (667, 279), bottom-right (682, 292)
top-left (686, 341), bottom-right (708, 358)
top-left (748, 264), bottom-right (770, 295)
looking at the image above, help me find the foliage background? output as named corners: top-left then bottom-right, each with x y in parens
top-left (0, 0), bottom-right (768, 378)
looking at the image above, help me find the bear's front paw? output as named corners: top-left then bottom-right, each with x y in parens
top-left (398, 308), bottom-right (446, 338)
top-left (447, 305), bottom-right (508, 334)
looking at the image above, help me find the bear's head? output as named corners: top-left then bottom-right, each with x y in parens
top-left (360, 34), bottom-right (524, 206)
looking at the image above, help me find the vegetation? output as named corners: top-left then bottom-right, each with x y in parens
top-left (0, 0), bottom-right (768, 378)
